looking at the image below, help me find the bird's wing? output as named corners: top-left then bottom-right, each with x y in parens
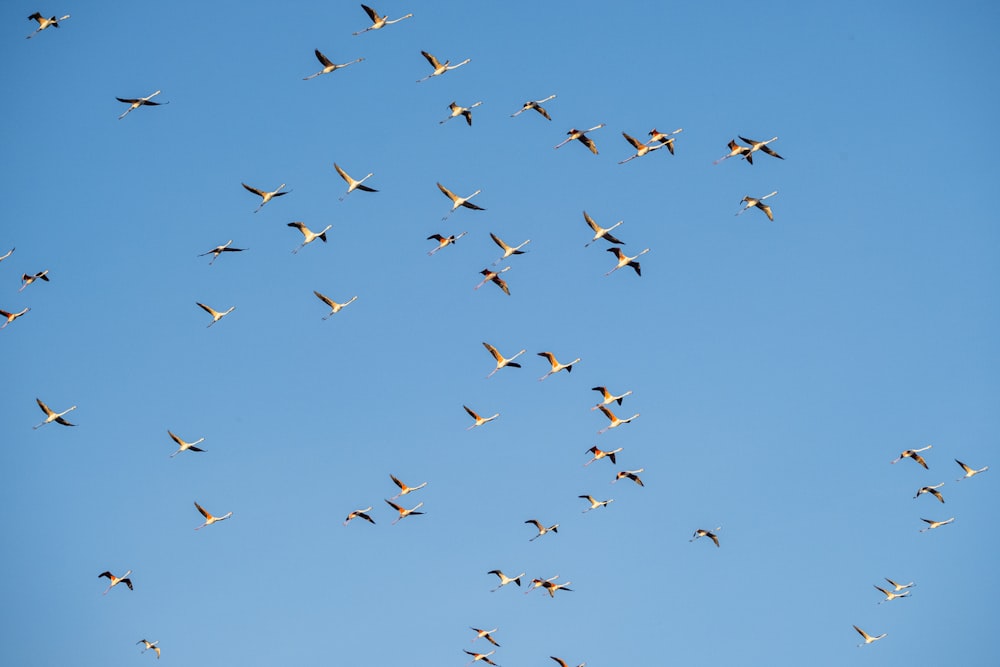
top-left (315, 49), bottom-right (334, 67)
top-left (196, 302), bottom-right (217, 316)
top-left (760, 145), bottom-right (783, 159)
top-left (489, 232), bottom-right (509, 251)
top-left (495, 277), bottom-right (509, 295)
top-left (36, 398), bottom-right (54, 416)
top-left (464, 405), bottom-right (479, 419)
top-left (313, 291), bottom-right (334, 308)
top-left (462, 200), bottom-right (485, 211)
top-left (356, 184), bottom-right (378, 192)
top-left (361, 4), bottom-right (379, 22)
top-left (194, 502), bottom-right (211, 519)
top-left (437, 182), bottom-right (457, 200)
top-left (242, 183), bottom-right (265, 196)
top-left (421, 51), bottom-right (441, 68)
top-left (116, 97), bottom-right (140, 104)
top-left (580, 136), bottom-right (599, 154)
top-left (535, 105), bottom-right (551, 120)
top-left (603, 230), bottom-right (624, 244)
top-left (622, 132), bottom-right (643, 149)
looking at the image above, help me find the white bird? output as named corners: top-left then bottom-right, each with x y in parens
top-left (287, 221), bottom-right (332, 253)
top-left (579, 495), bottom-right (613, 512)
top-left (427, 232), bottom-right (467, 255)
top-left (613, 468), bottom-right (645, 486)
top-left (474, 267), bottom-right (511, 295)
top-left (597, 405), bottom-right (639, 434)
top-left (487, 569), bottom-right (524, 591)
top-left (525, 518), bottom-right (559, 541)
top-left (537, 351), bottom-right (580, 381)
top-left (313, 291), bottom-right (357, 319)
top-left (389, 474), bottom-right (427, 500)
top-left (591, 385), bottom-right (632, 410)
top-left (647, 127), bottom-right (683, 154)
top-left (27, 11), bottom-right (70, 38)
top-left (618, 131), bottom-right (667, 164)
top-left (199, 240), bottom-right (246, 265)
top-left (690, 527), bottom-right (721, 547)
top-left (582, 211), bottom-right (625, 247)
top-left (550, 656), bottom-right (585, 667)
top-left (167, 430), bottom-right (205, 457)
top-left (353, 4), bottom-right (413, 35)
top-left (385, 499), bottom-right (424, 524)
top-left (33, 397), bottom-right (76, 429)
top-left (873, 585), bottom-right (910, 604)
top-left (98, 570), bottom-right (133, 595)
top-left (584, 445), bottom-right (623, 466)
top-left (554, 124), bottom-right (606, 154)
top-left (884, 577), bottom-right (915, 592)
top-left (0, 307), bottom-right (30, 329)
top-left (0, 247), bottom-right (13, 262)
top-left (534, 578), bottom-right (572, 597)
top-left (470, 627), bottom-right (500, 647)
top-left (464, 649), bottom-right (498, 666)
top-left (914, 482), bottom-right (945, 503)
top-left (303, 50), bottom-right (363, 80)
top-left (891, 445), bottom-right (932, 469)
top-left (19, 270), bottom-right (49, 292)
top-left (116, 91), bottom-right (167, 120)
top-left (919, 517), bottom-right (954, 532)
top-left (136, 639), bottom-right (160, 659)
top-left (853, 625), bottom-right (886, 647)
top-left (441, 101), bottom-right (483, 126)
top-left (196, 302), bottom-right (235, 327)
top-left (525, 574), bottom-right (561, 593)
top-left (489, 232), bottom-right (530, 265)
top-left (714, 139), bottom-right (753, 165)
top-left (738, 135), bottom-right (783, 161)
top-left (464, 405), bottom-right (499, 430)
top-left (437, 182), bottom-right (485, 219)
top-left (242, 182), bottom-right (289, 213)
top-left (511, 95), bottom-right (557, 120)
top-left (417, 50), bottom-right (470, 82)
top-left (605, 246), bottom-right (649, 277)
top-left (194, 501), bottom-right (232, 530)
top-left (333, 163), bottom-right (377, 200)
top-left (737, 191), bottom-right (778, 221)
top-left (343, 506), bottom-right (375, 526)
top-left (483, 342), bottom-right (526, 378)
top-left (955, 458), bottom-right (989, 480)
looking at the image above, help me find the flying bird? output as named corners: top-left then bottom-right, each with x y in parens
top-left (738, 135), bottom-right (783, 161)
top-left (470, 627), bottom-right (500, 647)
top-left (525, 518), bottom-right (559, 541)
top-left (427, 232), bottom-right (467, 255)
top-left (193, 501), bottom-right (232, 530)
top-left (313, 291), bottom-right (357, 319)
top-left (0, 247), bottom-right (13, 262)
top-left (287, 221), bottom-right (332, 253)
top-left (618, 131), bottom-right (668, 164)
top-left (241, 182), bottom-right (289, 213)
top-left (873, 585), bottom-right (910, 604)
top-left (526, 574), bottom-right (561, 593)
top-left (98, 570), bottom-right (133, 595)
top-left (853, 625), bottom-right (886, 647)
top-left (343, 506), bottom-right (375, 526)
top-left (647, 127), bottom-right (683, 154)
top-left (475, 267), bottom-right (511, 295)
top-left (550, 656), bottom-right (585, 667)
top-left (353, 4), bottom-right (413, 35)
top-left (333, 163), bottom-right (377, 200)
top-left (483, 342), bottom-right (526, 378)
top-left (303, 50), bottom-right (363, 79)
top-left (389, 474), bottom-right (427, 500)
top-left (33, 397), bottom-right (76, 429)
top-left (554, 124), bottom-right (606, 154)
top-left (199, 240), bottom-right (246, 265)
top-left (116, 90), bottom-right (167, 120)
top-left (464, 405), bottom-right (499, 430)
top-left (437, 182), bottom-right (485, 219)
top-left (27, 11), bottom-right (70, 38)
top-left (511, 94), bottom-right (556, 120)
top-left (487, 570), bottom-right (524, 591)
top-left (489, 232), bottom-right (530, 264)
top-left (167, 430), bottom-right (205, 457)
top-left (591, 386), bottom-right (632, 409)
top-left (691, 527), bottom-right (721, 547)
top-left (136, 639), bottom-right (160, 659)
top-left (596, 405), bottom-right (639, 434)
top-left (914, 483), bottom-right (945, 503)
top-left (537, 351), bottom-right (580, 381)
top-left (0, 307), bottom-right (30, 329)
top-left (605, 247), bottom-right (649, 276)
top-left (385, 499), bottom-right (424, 524)
top-left (584, 445), bottom-right (623, 466)
top-left (441, 100), bottom-right (483, 126)
top-left (417, 50), bottom-right (470, 82)
top-left (464, 650), bottom-right (498, 666)
top-left (196, 302), bottom-right (234, 327)
top-left (714, 139), bottom-right (753, 165)
top-left (955, 458), bottom-right (989, 480)
top-left (884, 578), bottom-right (914, 592)
top-left (737, 191), bottom-right (778, 221)
top-left (583, 211), bottom-right (625, 247)
top-left (579, 495), bottom-right (613, 512)
top-left (19, 270), bottom-right (49, 292)
top-left (891, 445), bottom-right (932, 469)
top-left (535, 578), bottom-right (573, 597)
top-left (919, 517), bottom-right (954, 532)
top-left (613, 468), bottom-right (645, 486)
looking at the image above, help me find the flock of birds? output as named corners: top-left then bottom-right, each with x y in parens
top-left (12, 4), bottom-right (992, 663)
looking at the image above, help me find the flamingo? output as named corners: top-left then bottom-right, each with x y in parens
top-left (737, 191), bottom-right (778, 221)
top-left (884, 578), bottom-right (914, 591)
top-left (193, 501), bottom-right (232, 530)
top-left (591, 386), bottom-right (632, 409)
top-left (136, 639), bottom-right (160, 659)
top-left (288, 222), bottom-right (332, 253)
top-left (470, 627), bottom-right (500, 647)
top-left (613, 468), bottom-right (645, 486)
top-left (464, 650), bottom-right (498, 666)
top-left (313, 291), bottom-right (357, 319)
top-left (525, 518), bottom-right (559, 541)
top-left (353, 4), bottom-right (413, 35)
top-left (167, 430), bottom-right (205, 457)
top-left (914, 483), bottom-right (945, 503)
top-left (427, 232), bottom-right (467, 255)
top-left (605, 247), bottom-right (649, 276)
top-left (550, 657), bottom-right (585, 667)
top-left (853, 625), bottom-right (886, 647)
top-left (475, 267), bottom-right (510, 295)
top-left (891, 445), bottom-right (932, 469)
top-left (0, 247), bottom-right (13, 262)
top-left (303, 50), bottom-right (363, 80)
top-left (873, 585), bottom-right (910, 604)
top-left (483, 342), bottom-right (526, 378)
top-left (437, 182), bottom-right (485, 219)
top-left (738, 135), bottom-right (783, 161)
top-left (98, 570), bottom-right (133, 595)
top-left (333, 163), bottom-right (378, 200)
top-left (489, 232), bottom-right (530, 264)
top-left (919, 517), bottom-right (954, 532)
top-left (196, 302), bottom-right (234, 327)
top-left (33, 397), bottom-right (76, 429)
top-left (487, 570), bottom-right (524, 591)
top-left (714, 139), bottom-right (752, 165)
top-left (525, 574), bottom-right (561, 593)
top-left (343, 506), bottom-right (375, 526)
top-left (536, 579), bottom-right (573, 597)
top-left (955, 459), bottom-right (989, 480)
top-left (583, 211), bottom-right (625, 247)
top-left (579, 495), bottom-right (613, 512)
top-left (648, 127), bottom-right (683, 154)
top-left (27, 12), bottom-right (70, 38)
top-left (691, 527), bottom-right (721, 547)
top-left (199, 240), bottom-right (246, 265)
top-left (537, 351), bottom-right (580, 381)
top-left (384, 498), bottom-right (423, 524)
top-left (19, 270), bottom-right (49, 292)
top-left (597, 405), bottom-right (639, 434)
top-left (584, 445), bottom-right (623, 466)
top-left (441, 101), bottom-right (483, 126)
top-left (511, 94), bottom-right (556, 120)
top-left (554, 124), bottom-right (605, 154)
top-left (242, 182), bottom-right (289, 213)
top-left (464, 405), bottom-right (499, 430)
top-left (116, 91), bottom-right (167, 120)
top-left (389, 474), bottom-right (427, 500)
top-left (618, 131), bottom-right (667, 164)
top-left (417, 51), bottom-right (470, 82)
top-left (0, 307), bottom-right (30, 329)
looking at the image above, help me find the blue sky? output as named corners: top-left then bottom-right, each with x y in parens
top-left (3, 1), bottom-right (998, 665)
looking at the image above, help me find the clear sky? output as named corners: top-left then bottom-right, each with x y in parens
top-left (3, 1), bottom-right (998, 665)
